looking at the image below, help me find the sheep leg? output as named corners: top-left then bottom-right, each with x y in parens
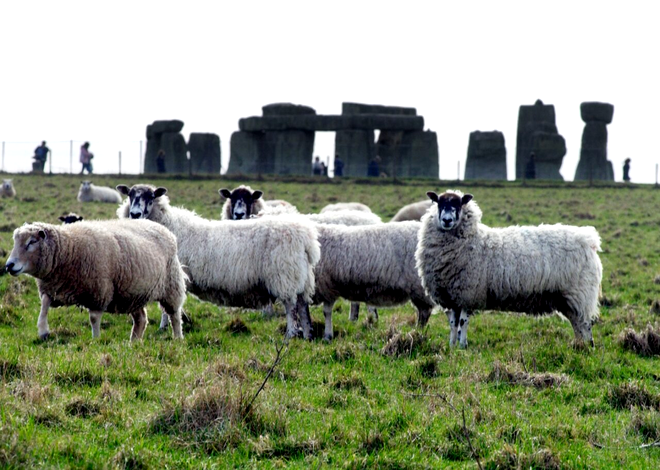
top-left (284, 299), bottom-right (300, 339)
top-left (367, 306), bottom-right (379, 323)
top-left (159, 311), bottom-right (170, 330)
top-left (297, 295), bottom-right (313, 341)
top-left (349, 303), bottom-right (360, 322)
top-left (262, 302), bottom-right (275, 318)
top-left (446, 309), bottom-right (459, 346)
top-left (323, 302), bottom-right (335, 341)
top-left (457, 309), bottom-right (470, 349)
top-left (416, 305), bottom-right (431, 327)
top-left (89, 311), bottom-right (103, 338)
top-left (160, 302), bottom-right (184, 339)
top-left (568, 315), bottom-right (595, 347)
top-left (129, 308), bottom-right (148, 341)
top-left (37, 293), bottom-right (51, 339)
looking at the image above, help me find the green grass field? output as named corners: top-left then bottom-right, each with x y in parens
top-left (1, 174), bottom-right (659, 469)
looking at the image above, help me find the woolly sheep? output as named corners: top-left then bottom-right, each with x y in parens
top-left (77, 181), bottom-right (122, 203)
top-left (5, 219), bottom-right (186, 341)
top-left (1, 179), bottom-right (16, 198)
top-left (320, 202), bottom-right (372, 213)
top-left (116, 184), bottom-right (321, 339)
top-left (59, 212), bottom-right (84, 224)
top-left (219, 185), bottom-right (296, 220)
top-left (415, 190), bottom-right (603, 348)
top-left (294, 221), bottom-right (434, 341)
top-left (390, 200), bottom-right (432, 222)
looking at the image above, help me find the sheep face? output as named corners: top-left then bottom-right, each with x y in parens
top-left (59, 213), bottom-right (83, 224)
top-left (6, 225), bottom-right (50, 277)
top-left (2, 179), bottom-right (14, 192)
top-left (219, 187), bottom-right (263, 220)
top-left (117, 184), bottom-right (167, 219)
top-left (79, 181), bottom-right (92, 193)
top-left (427, 191), bottom-right (473, 231)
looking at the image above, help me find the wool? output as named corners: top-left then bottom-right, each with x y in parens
top-left (77, 181), bottom-right (122, 203)
top-left (320, 202), bottom-right (372, 213)
top-left (390, 200), bottom-right (432, 222)
top-left (1, 179), bottom-right (16, 198)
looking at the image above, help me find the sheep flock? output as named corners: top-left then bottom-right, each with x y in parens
top-left (2, 180), bottom-right (605, 350)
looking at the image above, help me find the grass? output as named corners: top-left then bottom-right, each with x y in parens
top-left (0, 173), bottom-right (660, 468)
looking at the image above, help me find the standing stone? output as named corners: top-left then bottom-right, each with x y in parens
top-left (398, 131), bottom-right (439, 178)
top-left (264, 130), bottom-right (315, 175)
top-left (144, 120), bottom-right (187, 173)
top-left (334, 130), bottom-right (375, 177)
top-left (227, 131), bottom-right (264, 175)
top-left (574, 102), bottom-right (615, 181)
top-left (530, 131), bottom-right (566, 180)
top-left (465, 131), bottom-right (507, 180)
top-left (515, 100), bottom-right (565, 179)
top-left (376, 130), bottom-right (405, 177)
top-left (188, 133), bottom-right (221, 174)
top-left (263, 103), bottom-right (316, 116)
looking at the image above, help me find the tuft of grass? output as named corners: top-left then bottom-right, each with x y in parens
top-left (331, 374), bottom-right (366, 393)
top-left (111, 445), bottom-right (151, 470)
top-left (486, 446), bottom-right (562, 470)
top-left (619, 326), bottom-right (660, 356)
top-left (65, 397), bottom-right (102, 418)
top-left (651, 300), bottom-right (660, 315)
top-left (0, 359), bottom-right (23, 381)
top-left (486, 361), bottom-right (569, 389)
top-left (54, 369), bottom-right (104, 387)
top-left (224, 317), bottom-right (250, 335)
top-left (417, 355), bottom-right (442, 379)
top-left (606, 382), bottom-right (660, 410)
top-left (207, 360), bottom-right (247, 381)
top-left (629, 410), bottom-right (660, 442)
top-left (332, 344), bottom-right (356, 362)
top-left (382, 330), bottom-right (431, 357)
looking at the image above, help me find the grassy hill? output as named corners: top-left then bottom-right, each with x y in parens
top-left (1, 173), bottom-right (659, 469)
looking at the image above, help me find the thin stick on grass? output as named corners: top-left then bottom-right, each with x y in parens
top-left (243, 340), bottom-right (288, 417)
top-left (640, 441), bottom-right (660, 449)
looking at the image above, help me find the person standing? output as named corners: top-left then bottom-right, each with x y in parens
top-left (367, 155), bottom-right (381, 177)
top-left (79, 142), bottom-right (93, 174)
top-left (33, 141), bottom-right (50, 172)
top-left (334, 154), bottom-right (344, 177)
top-left (623, 158), bottom-right (631, 182)
top-left (312, 156), bottom-right (323, 176)
top-left (156, 149), bottom-right (167, 173)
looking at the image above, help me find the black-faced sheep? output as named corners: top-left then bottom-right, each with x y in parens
top-left (5, 220), bottom-right (186, 341)
top-left (116, 184), bottom-right (320, 340)
top-left (415, 190), bottom-right (603, 348)
top-left (391, 200), bottom-right (432, 222)
top-left (59, 213), bottom-right (84, 224)
top-left (219, 185), bottom-right (296, 220)
top-left (77, 181), bottom-right (122, 203)
top-left (295, 221), bottom-right (434, 341)
top-left (1, 179), bottom-right (16, 198)
top-left (320, 202), bottom-right (372, 213)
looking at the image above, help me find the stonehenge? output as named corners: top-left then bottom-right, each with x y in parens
top-left (574, 102), bottom-right (614, 181)
top-left (227, 102), bottom-right (439, 178)
top-left (515, 100), bottom-right (566, 180)
top-left (464, 131), bottom-right (507, 180)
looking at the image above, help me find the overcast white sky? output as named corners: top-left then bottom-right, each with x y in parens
top-left (1, 1), bottom-right (658, 182)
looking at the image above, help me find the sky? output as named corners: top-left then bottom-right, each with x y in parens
top-left (1, 1), bottom-right (658, 182)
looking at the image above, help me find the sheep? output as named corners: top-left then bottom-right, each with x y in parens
top-left (219, 185), bottom-right (296, 220)
top-left (415, 190), bottom-right (603, 348)
top-left (5, 219), bottom-right (186, 341)
top-left (77, 181), bottom-right (122, 203)
top-left (116, 184), bottom-right (321, 340)
top-left (320, 202), bottom-right (372, 213)
top-left (1, 179), bottom-right (16, 198)
top-left (293, 221), bottom-right (434, 341)
top-left (59, 212), bottom-right (84, 224)
top-left (390, 200), bottom-right (432, 222)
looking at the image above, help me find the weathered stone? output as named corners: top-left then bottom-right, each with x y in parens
top-left (188, 133), bottom-right (221, 174)
top-left (515, 100), bottom-right (563, 179)
top-left (376, 130), bottom-right (405, 176)
top-left (239, 114), bottom-right (424, 132)
top-left (530, 132), bottom-right (566, 180)
top-left (342, 102), bottom-right (416, 116)
top-left (580, 102), bottom-right (614, 124)
top-left (146, 120), bottom-right (184, 139)
top-left (160, 133), bottom-right (188, 174)
top-left (574, 121), bottom-right (613, 181)
top-left (335, 130), bottom-right (376, 177)
top-left (398, 131), bottom-right (439, 178)
top-left (262, 103), bottom-right (316, 116)
top-left (227, 131), bottom-right (264, 175)
top-left (465, 131), bottom-right (507, 180)
top-left (263, 130), bottom-right (315, 175)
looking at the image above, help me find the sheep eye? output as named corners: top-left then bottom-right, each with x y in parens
top-left (26, 239), bottom-right (36, 248)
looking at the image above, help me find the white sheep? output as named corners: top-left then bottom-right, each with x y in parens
top-left (293, 221), bottom-right (434, 341)
top-left (116, 184), bottom-right (321, 340)
top-left (77, 181), bottom-right (122, 203)
top-left (219, 185), bottom-right (296, 220)
top-left (320, 202), bottom-right (372, 213)
top-left (1, 179), bottom-right (16, 198)
top-left (5, 219), bottom-right (186, 341)
top-left (390, 200), bottom-right (432, 222)
top-left (415, 190), bottom-right (603, 348)
top-left (58, 212), bottom-right (84, 224)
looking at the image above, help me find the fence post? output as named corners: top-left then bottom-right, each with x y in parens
top-left (119, 151), bottom-right (122, 175)
top-left (457, 161), bottom-right (460, 181)
top-left (1, 141), bottom-right (4, 172)
top-left (70, 140), bottom-right (73, 174)
top-left (139, 140), bottom-right (143, 174)
top-left (656, 164), bottom-right (658, 186)
top-left (49, 149), bottom-right (52, 174)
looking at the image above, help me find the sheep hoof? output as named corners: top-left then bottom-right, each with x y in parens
top-left (323, 334), bottom-right (333, 342)
top-left (39, 332), bottom-right (50, 341)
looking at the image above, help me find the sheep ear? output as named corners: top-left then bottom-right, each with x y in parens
top-left (426, 191), bottom-right (439, 203)
top-left (38, 229), bottom-right (48, 240)
top-left (58, 216), bottom-right (66, 222)
top-left (219, 189), bottom-right (231, 198)
top-left (461, 194), bottom-right (473, 205)
top-left (77, 216), bottom-right (83, 222)
top-left (253, 190), bottom-right (263, 200)
top-left (116, 185), bottom-right (130, 195)
top-left (154, 187), bottom-right (167, 198)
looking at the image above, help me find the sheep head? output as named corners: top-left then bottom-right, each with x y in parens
top-left (219, 185), bottom-right (263, 220)
top-left (6, 224), bottom-right (54, 277)
top-left (427, 190), bottom-right (473, 231)
top-left (116, 184), bottom-right (167, 220)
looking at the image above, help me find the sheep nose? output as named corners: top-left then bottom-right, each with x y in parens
top-left (130, 212), bottom-right (142, 219)
top-left (234, 213), bottom-right (244, 220)
top-left (5, 262), bottom-right (14, 272)
top-left (442, 217), bottom-right (453, 225)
